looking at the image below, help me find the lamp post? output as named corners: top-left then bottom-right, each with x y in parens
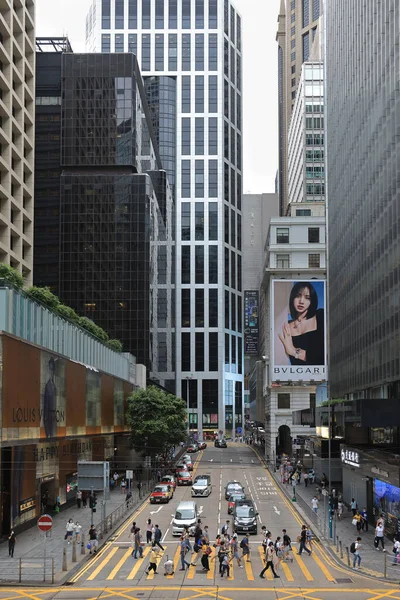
top-left (262, 356), bottom-right (270, 468)
top-left (184, 375), bottom-right (193, 439)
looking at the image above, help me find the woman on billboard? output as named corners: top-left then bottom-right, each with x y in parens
top-left (278, 282), bottom-right (324, 365)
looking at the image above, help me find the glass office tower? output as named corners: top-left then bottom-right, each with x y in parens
top-left (86, 0), bottom-right (244, 438)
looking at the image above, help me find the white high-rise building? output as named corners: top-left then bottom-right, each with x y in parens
top-left (85, 0), bottom-right (244, 439)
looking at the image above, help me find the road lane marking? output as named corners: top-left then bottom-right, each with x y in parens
top-left (311, 551), bottom-right (336, 582)
top-left (87, 546), bottom-right (119, 581)
top-left (106, 548), bottom-right (131, 580)
top-left (149, 506), bottom-right (163, 514)
top-left (244, 556), bottom-right (254, 580)
top-left (293, 551), bottom-right (314, 581)
top-left (162, 528), bottom-right (169, 542)
top-left (166, 545), bottom-right (181, 578)
top-left (127, 546), bottom-right (150, 580)
top-left (273, 506), bottom-right (281, 515)
top-left (280, 559), bottom-right (294, 581)
top-left (207, 547), bottom-right (216, 580)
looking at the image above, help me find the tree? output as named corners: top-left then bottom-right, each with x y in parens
top-left (126, 386), bottom-right (187, 459)
top-left (57, 304), bottom-right (79, 323)
top-left (78, 316), bottom-right (109, 342)
top-left (26, 286), bottom-right (60, 310)
top-left (107, 339), bottom-right (123, 352)
top-left (0, 264), bottom-right (24, 289)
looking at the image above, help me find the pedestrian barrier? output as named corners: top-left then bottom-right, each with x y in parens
top-left (0, 558), bottom-right (55, 583)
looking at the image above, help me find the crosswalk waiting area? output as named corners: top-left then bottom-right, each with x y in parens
top-left (80, 543), bottom-right (337, 584)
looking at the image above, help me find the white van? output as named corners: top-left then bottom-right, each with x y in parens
top-left (172, 501), bottom-right (198, 536)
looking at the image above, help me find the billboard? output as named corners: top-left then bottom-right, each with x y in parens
top-left (244, 291), bottom-right (259, 355)
top-left (272, 280), bottom-right (327, 382)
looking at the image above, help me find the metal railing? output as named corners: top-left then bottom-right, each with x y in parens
top-left (0, 558), bottom-right (55, 584)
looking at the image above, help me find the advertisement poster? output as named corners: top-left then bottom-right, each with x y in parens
top-left (40, 351), bottom-right (66, 438)
top-left (272, 280), bottom-right (327, 382)
top-left (244, 291), bottom-right (259, 355)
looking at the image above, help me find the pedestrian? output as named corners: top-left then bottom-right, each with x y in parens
top-left (184, 525), bottom-right (192, 552)
top-left (350, 498), bottom-right (357, 516)
top-left (157, 470), bottom-right (161, 482)
top-left (76, 489), bottom-right (82, 509)
top-left (133, 528), bottom-right (144, 559)
top-left (297, 525), bottom-right (312, 556)
top-left (113, 471), bottom-right (119, 487)
top-left (321, 473), bottom-right (328, 489)
top-left (146, 518), bottom-right (153, 544)
top-left (221, 520), bottom-right (230, 536)
top-left (261, 526), bottom-right (268, 552)
top-left (88, 524), bottom-right (98, 554)
top-left (260, 541), bottom-right (280, 579)
top-left (375, 521), bottom-right (386, 551)
top-left (353, 510), bottom-right (362, 532)
top-left (154, 524), bottom-right (164, 550)
top-left (230, 533), bottom-right (243, 568)
top-left (130, 521), bottom-right (137, 543)
top-left (217, 543), bottom-right (228, 574)
top-left (121, 478), bottom-right (126, 494)
top-left (274, 536), bottom-right (284, 569)
top-left (179, 535), bottom-right (191, 570)
top-left (304, 471), bottom-right (309, 487)
top-left (337, 498), bottom-right (344, 520)
top-left (65, 519), bottom-right (75, 544)
top-left (282, 529), bottom-right (293, 562)
top-left (352, 536), bottom-right (362, 569)
top-left (8, 530), bottom-right (16, 558)
top-left (361, 507), bottom-right (368, 532)
top-left (145, 543), bottom-right (160, 575)
top-left (376, 513), bottom-right (385, 528)
top-left (75, 522), bottom-right (82, 543)
top-left (220, 551), bottom-right (232, 578)
top-left (191, 521), bottom-right (202, 566)
top-left (82, 490), bottom-right (88, 507)
top-left (240, 534), bottom-right (251, 562)
top-left (203, 525), bottom-right (210, 544)
top-left (305, 525), bottom-right (313, 552)
top-left (311, 495), bottom-right (319, 514)
top-left (393, 538), bottom-right (400, 565)
top-left (126, 490), bottom-right (132, 508)
top-left (200, 539), bottom-right (211, 571)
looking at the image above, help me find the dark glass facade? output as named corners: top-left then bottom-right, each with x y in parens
top-left (326, 0), bottom-right (400, 398)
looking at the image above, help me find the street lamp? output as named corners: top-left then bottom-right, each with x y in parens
top-left (184, 375), bottom-right (193, 439)
top-left (262, 356), bottom-right (270, 468)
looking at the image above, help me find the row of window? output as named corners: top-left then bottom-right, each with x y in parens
top-left (182, 117), bottom-right (218, 155)
top-left (181, 159), bottom-right (218, 198)
top-left (305, 117), bottom-right (324, 129)
top-left (224, 80), bottom-right (242, 130)
top-left (181, 288), bottom-right (218, 327)
top-left (306, 166), bottom-right (324, 178)
top-left (181, 244), bottom-right (217, 284)
top-left (224, 291), bottom-right (242, 332)
top-left (224, 250), bottom-right (242, 291)
top-left (181, 201), bottom-right (218, 241)
top-left (224, 0), bottom-right (241, 51)
top-left (277, 226), bottom-right (321, 244)
top-left (275, 253), bottom-right (321, 269)
top-left (224, 164), bottom-right (242, 210)
top-left (223, 39), bottom-right (242, 89)
top-left (181, 332), bottom-right (242, 373)
top-left (224, 204), bottom-right (242, 250)
top-left (276, 392), bottom-right (316, 410)
top-left (101, 0), bottom-right (218, 30)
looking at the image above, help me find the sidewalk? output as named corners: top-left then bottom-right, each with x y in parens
top-left (270, 469), bottom-right (399, 580)
top-left (0, 482), bottom-right (153, 584)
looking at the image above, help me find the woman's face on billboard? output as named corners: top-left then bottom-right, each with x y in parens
top-left (293, 286), bottom-right (311, 315)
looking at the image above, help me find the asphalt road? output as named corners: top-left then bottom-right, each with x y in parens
top-left (5, 443), bottom-right (400, 599)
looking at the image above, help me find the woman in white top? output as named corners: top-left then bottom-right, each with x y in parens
top-left (66, 519), bottom-right (75, 544)
top-left (146, 518), bottom-right (153, 544)
top-left (75, 522), bottom-right (82, 542)
top-left (393, 539), bottom-right (400, 564)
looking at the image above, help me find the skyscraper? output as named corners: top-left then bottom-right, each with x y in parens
top-left (0, 0), bottom-right (35, 283)
top-left (276, 0), bottom-right (322, 216)
top-left (86, 0), bottom-right (244, 438)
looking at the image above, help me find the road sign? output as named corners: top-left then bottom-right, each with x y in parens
top-left (236, 427), bottom-right (243, 434)
top-left (126, 470), bottom-right (133, 480)
top-left (37, 514), bottom-right (53, 532)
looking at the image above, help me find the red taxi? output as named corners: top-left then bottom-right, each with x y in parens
top-left (161, 475), bottom-right (176, 490)
top-left (177, 470), bottom-right (193, 486)
top-left (227, 492), bottom-right (246, 514)
top-left (150, 484), bottom-right (173, 504)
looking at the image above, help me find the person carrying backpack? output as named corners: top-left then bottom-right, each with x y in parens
top-left (282, 529), bottom-right (293, 562)
top-left (154, 525), bottom-right (164, 550)
top-left (221, 520), bottom-right (230, 537)
top-left (240, 534), bottom-right (250, 562)
top-left (351, 537), bottom-right (362, 569)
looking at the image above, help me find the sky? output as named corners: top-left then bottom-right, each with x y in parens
top-left (36, 0), bottom-right (280, 194)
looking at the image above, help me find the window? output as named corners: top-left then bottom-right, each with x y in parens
top-left (128, 34), bottom-right (137, 55)
top-left (168, 34), bottom-right (177, 70)
top-left (156, 0), bottom-right (164, 28)
top-left (276, 254), bottom-right (290, 268)
top-left (129, 0), bottom-right (137, 27)
top-left (303, 31), bottom-right (310, 62)
top-left (291, 39), bottom-right (296, 49)
top-left (209, 204), bottom-right (218, 240)
top-left (291, 0), bottom-right (296, 8)
top-left (142, 34), bottom-right (151, 70)
top-left (209, 117), bottom-right (218, 154)
top-left (230, 209), bottom-right (235, 247)
top-left (209, 245), bottom-right (218, 283)
top-left (209, 76), bottom-right (218, 113)
top-left (312, 0), bottom-right (320, 21)
top-left (209, 289), bottom-right (218, 326)
top-left (181, 246), bottom-right (191, 282)
top-left (169, 0), bottom-right (177, 28)
top-left (195, 76), bottom-right (204, 112)
top-left (182, 289), bottom-right (191, 327)
top-left (237, 173), bottom-right (242, 211)
top-left (181, 118), bottom-right (191, 155)
top-left (278, 393), bottom-right (290, 409)
top-left (237, 295), bottom-right (242, 330)
top-left (308, 254), bottom-right (320, 268)
top-left (203, 380), bottom-right (218, 425)
top-left (209, 333), bottom-right (218, 371)
top-left (230, 5), bottom-right (235, 44)
top-left (237, 255), bottom-right (242, 291)
top-left (209, 34), bottom-right (218, 71)
top-left (224, 39), bottom-right (229, 76)
top-left (195, 203), bottom-right (204, 240)
top-left (276, 227), bottom-right (289, 243)
top-left (102, 0), bottom-right (110, 28)
top-left (291, 51), bottom-right (295, 62)
top-left (196, 0), bottom-right (204, 28)
top-left (195, 333), bottom-right (204, 371)
top-left (291, 26), bottom-right (295, 36)
top-left (230, 46), bottom-right (235, 85)
top-left (292, 78), bottom-right (296, 87)
top-left (182, 0), bottom-right (191, 28)
top-left (209, 0), bottom-right (218, 28)
top-left (224, 205), bottom-right (229, 244)
top-left (181, 202), bottom-right (191, 240)
top-left (296, 209), bottom-right (312, 216)
top-left (302, 0), bottom-right (309, 27)
top-left (209, 160), bottom-right (218, 197)
top-left (237, 14), bottom-right (241, 51)
top-left (231, 250), bottom-right (236, 288)
top-left (182, 34), bottom-right (191, 71)
top-left (195, 34), bottom-right (204, 70)
top-left (225, 333), bottom-right (230, 365)
top-left (195, 160), bottom-right (204, 197)
top-left (225, 248), bottom-right (229, 286)
top-left (181, 160), bottom-right (191, 198)
top-left (195, 246), bottom-right (204, 283)
top-left (181, 76), bottom-right (191, 112)
top-left (237, 54), bottom-right (242, 92)
top-left (115, 0), bottom-right (124, 27)
top-left (155, 34), bottom-right (164, 70)
top-left (182, 333), bottom-right (191, 371)
top-left (238, 338), bottom-right (242, 373)
top-left (115, 33), bottom-right (124, 52)
top-left (224, 0), bottom-right (229, 34)
top-left (195, 117), bottom-right (204, 155)
top-left (231, 293), bottom-right (236, 330)
top-left (308, 227), bottom-right (320, 243)
top-left (142, 0), bottom-right (151, 28)
top-left (225, 291), bottom-right (230, 329)
top-left (196, 289), bottom-right (204, 326)
top-left (291, 12), bottom-right (295, 23)
top-left (291, 65), bottom-right (296, 74)
top-left (101, 34), bottom-right (111, 52)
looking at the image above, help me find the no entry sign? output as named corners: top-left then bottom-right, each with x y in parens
top-left (37, 514), bottom-right (53, 532)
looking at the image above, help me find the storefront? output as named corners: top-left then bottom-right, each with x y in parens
top-left (341, 444), bottom-right (400, 537)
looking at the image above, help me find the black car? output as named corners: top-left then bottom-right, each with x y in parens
top-left (233, 500), bottom-right (258, 535)
top-left (225, 481), bottom-right (245, 500)
top-left (214, 439), bottom-right (227, 448)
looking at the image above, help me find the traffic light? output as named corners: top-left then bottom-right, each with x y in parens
top-left (89, 493), bottom-right (97, 512)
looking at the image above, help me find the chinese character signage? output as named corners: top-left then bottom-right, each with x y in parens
top-left (271, 280), bottom-right (327, 382)
top-left (244, 291), bottom-right (259, 355)
top-left (341, 447), bottom-right (360, 468)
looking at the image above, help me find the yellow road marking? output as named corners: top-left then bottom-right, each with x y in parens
top-left (87, 546), bottom-right (119, 581)
top-left (280, 559), bottom-right (294, 581)
top-left (207, 547), bottom-right (216, 579)
top-left (146, 547), bottom-right (165, 579)
top-left (167, 545), bottom-right (182, 578)
top-left (228, 555), bottom-right (234, 580)
top-left (244, 556), bottom-right (254, 581)
top-left (257, 546), bottom-right (273, 580)
top-left (126, 546), bottom-right (150, 580)
top-left (106, 548), bottom-right (132, 580)
top-left (311, 551), bottom-right (335, 582)
top-left (293, 551), bottom-right (314, 581)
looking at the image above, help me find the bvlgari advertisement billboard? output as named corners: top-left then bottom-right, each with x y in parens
top-left (272, 280), bottom-right (327, 382)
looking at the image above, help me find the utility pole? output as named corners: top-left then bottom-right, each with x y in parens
top-left (184, 375), bottom-right (193, 439)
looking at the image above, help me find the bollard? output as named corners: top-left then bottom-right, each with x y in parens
top-left (51, 558), bottom-right (55, 584)
top-left (72, 539), bottom-right (77, 562)
top-left (81, 534), bottom-right (86, 555)
top-left (384, 550), bottom-right (387, 578)
top-left (18, 558), bottom-right (22, 583)
top-left (336, 536), bottom-right (339, 553)
top-left (346, 546), bottom-right (350, 567)
top-left (62, 547), bottom-right (68, 572)
top-left (339, 540), bottom-right (343, 559)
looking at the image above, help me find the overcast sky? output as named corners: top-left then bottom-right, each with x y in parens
top-left (36, 0), bottom-right (280, 194)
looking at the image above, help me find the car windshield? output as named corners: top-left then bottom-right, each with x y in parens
top-left (236, 505), bottom-right (256, 518)
top-left (229, 494), bottom-right (245, 502)
top-left (194, 479), bottom-right (208, 486)
top-left (227, 484), bottom-right (242, 493)
top-left (153, 486), bottom-right (168, 493)
top-left (178, 471), bottom-right (189, 477)
top-left (162, 477), bottom-right (172, 482)
top-left (175, 509), bottom-right (195, 520)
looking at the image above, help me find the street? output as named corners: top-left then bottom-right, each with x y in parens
top-left (2, 443), bottom-right (399, 599)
